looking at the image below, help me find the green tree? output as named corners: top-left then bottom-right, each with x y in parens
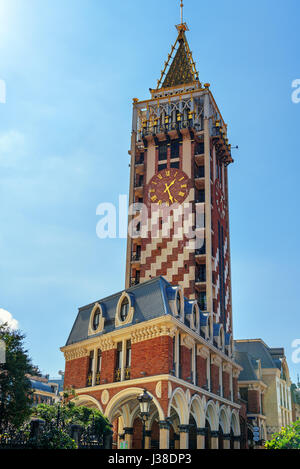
top-left (265, 421), bottom-right (300, 449)
top-left (31, 400), bottom-right (112, 439)
top-left (0, 323), bottom-right (39, 429)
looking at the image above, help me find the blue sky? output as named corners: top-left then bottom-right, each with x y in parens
top-left (0, 0), bottom-right (299, 383)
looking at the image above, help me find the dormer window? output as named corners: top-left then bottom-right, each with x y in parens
top-left (92, 308), bottom-right (100, 331)
top-left (88, 303), bottom-right (105, 336)
top-left (120, 298), bottom-right (129, 322)
top-left (115, 292), bottom-right (135, 327)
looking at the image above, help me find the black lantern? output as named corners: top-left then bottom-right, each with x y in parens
top-left (137, 389), bottom-right (153, 419)
top-left (137, 389), bottom-right (153, 449)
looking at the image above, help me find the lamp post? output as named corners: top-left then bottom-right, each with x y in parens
top-left (137, 389), bottom-right (153, 449)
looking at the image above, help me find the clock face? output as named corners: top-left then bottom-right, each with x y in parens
top-left (148, 168), bottom-right (190, 206)
top-left (215, 179), bottom-right (226, 219)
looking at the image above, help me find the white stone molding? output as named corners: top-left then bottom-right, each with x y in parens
top-left (131, 324), bottom-right (177, 344)
top-left (115, 291), bottom-right (135, 327)
top-left (64, 347), bottom-right (89, 362)
top-left (88, 303), bottom-right (105, 336)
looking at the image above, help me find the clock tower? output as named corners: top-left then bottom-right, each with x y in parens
top-left (125, 21), bottom-right (234, 335)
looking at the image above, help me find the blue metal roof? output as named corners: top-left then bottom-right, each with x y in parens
top-left (65, 276), bottom-right (205, 347)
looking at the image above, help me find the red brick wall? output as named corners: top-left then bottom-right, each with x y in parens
top-left (196, 355), bottom-right (207, 388)
top-left (210, 364), bottom-right (220, 395)
top-left (233, 377), bottom-right (238, 402)
top-left (180, 345), bottom-right (191, 381)
top-left (64, 356), bottom-right (89, 389)
top-left (222, 371), bottom-right (230, 400)
top-left (248, 390), bottom-right (260, 414)
top-left (101, 349), bottom-right (117, 384)
top-left (131, 336), bottom-right (173, 379)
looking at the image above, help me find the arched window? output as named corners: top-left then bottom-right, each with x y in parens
top-left (120, 298), bottom-right (129, 322)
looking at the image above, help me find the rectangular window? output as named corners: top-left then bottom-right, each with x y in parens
top-left (158, 144), bottom-right (167, 161)
top-left (116, 342), bottom-right (122, 369)
top-left (170, 161), bottom-right (180, 169)
top-left (158, 163), bottom-right (168, 171)
top-left (171, 140), bottom-right (180, 159)
top-left (198, 291), bottom-right (207, 311)
top-left (195, 142), bottom-right (204, 155)
top-left (96, 349), bottom-right (102, 385)
top-left (126, 340), bottom-right (131, 368)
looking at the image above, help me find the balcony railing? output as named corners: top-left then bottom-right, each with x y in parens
top-left (131, 254), bottom-right (141, 262)
top-left (114, 368), bottom-right (121, 382)
top-left (125, 367), bottom-right (131, 381)
top-left (95, 372), bottom-right (101, 386)
top-left (86, 372), bottom-right (93, 387)
top-left (140, 119), bottom-right (201, 138)
top-left (130, 277), bottom-right (140, 287)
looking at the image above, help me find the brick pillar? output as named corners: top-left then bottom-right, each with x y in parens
top-left (124, 427), bottom-right (134, 449)
top-left (179, 425), bottom-right (189, 449)
top-left (159, 421), bottom-right (170, 449)
top-left (196, 428), bottom-right (206, 449)
top-left (210, 431), bottom-right (219, 449)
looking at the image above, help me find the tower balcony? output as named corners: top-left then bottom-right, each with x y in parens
top-left (131, 253), bottom-right (141, 269)
top-left (135, 156), bottom-right (145, 175)
top-left (134, 176), bottom-right (144, 197)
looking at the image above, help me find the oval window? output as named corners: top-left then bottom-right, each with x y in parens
top-left (93, 309), bottom-right (101, 331)
top-left (120, 298), bottom-right (129, 322)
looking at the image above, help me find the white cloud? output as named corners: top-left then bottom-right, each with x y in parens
top-left (0, 308), bottom-right (19, 330)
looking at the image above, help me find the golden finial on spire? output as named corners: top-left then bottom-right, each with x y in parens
top-left (176, 0), bottom-right (188, 33)
top-left (180, 1), bottom-right (184, 24)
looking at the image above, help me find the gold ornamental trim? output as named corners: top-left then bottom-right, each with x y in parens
top-left (64, 347), bottom-right (89, 362)
top-left (130, 324), bottom-right (177, 344)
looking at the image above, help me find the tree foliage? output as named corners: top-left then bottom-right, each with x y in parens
top-left (265, 421), bottom-right (300, 449)
top-left (0, 323), bottom-right (39, 429)
top-left (31, 400), bottom-right (111, 439)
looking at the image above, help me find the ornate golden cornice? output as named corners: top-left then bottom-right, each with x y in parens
top-left (131, 324), bottom-right (177, 344)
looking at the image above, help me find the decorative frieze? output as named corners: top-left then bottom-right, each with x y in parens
top-left (211, 353), bottom-right (222, 367)
top-left (197, 344), bottom-right (210, 359)
top-left (64, 347), bottom-right (89, 362)
top-left (131, 325), bottom-right (176, 344)
top-left (99, 337), bottom-right (116, 351)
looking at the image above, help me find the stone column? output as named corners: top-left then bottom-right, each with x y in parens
top-left (159, 421), bottom-right (170, 449)
top-left (179, 425), bottom-right (190, 450)
top-left (196, 428), bottom-right (206, 449)
top-left (144, 430), bottom-right (152, 449)
top-left (124, 427), bottom-right (134, 449)
top-left (210, 431), bottom-right (219, 449)
top-left (222, 434), bottom-right (231, 450)
top-left (174, 433), bottom-right (180, 449)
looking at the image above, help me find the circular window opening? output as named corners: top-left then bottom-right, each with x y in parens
top-left (120, 298), bottom-right (129, 322)
top-left (93, 308), bottom-right (101, 331)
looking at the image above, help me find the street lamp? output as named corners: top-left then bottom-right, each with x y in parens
top-left (137, 389), bottom-right (153, 449)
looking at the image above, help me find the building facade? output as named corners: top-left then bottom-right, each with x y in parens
top-left (235, 339), bottom-right (293, 442)
top-left (61, 19), bottom-right (243, 449)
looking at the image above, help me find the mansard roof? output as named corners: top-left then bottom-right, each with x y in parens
top-left (234, 339), bottom-right (284, 371)
top-left (65, 276), bottom-right (178, 346)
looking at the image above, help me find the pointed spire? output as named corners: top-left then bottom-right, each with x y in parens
top-left (155, 12), bottom-right (200, 91)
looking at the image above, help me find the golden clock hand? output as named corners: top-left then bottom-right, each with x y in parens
top-left (164, 179), bottom-right (176, 193)
top-left (166, 187), bottom-right (174, 204)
